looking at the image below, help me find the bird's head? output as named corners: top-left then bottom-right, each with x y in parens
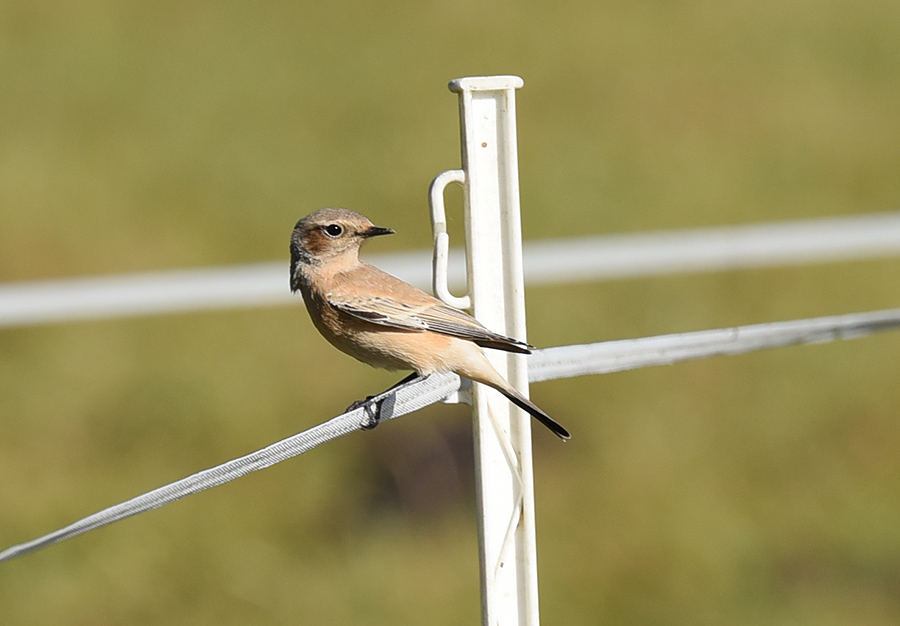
top-left (290, 208), bottom-right (394, 291)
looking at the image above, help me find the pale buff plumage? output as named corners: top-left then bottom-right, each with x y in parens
top-left (290, 208), bottom-right (569, 440)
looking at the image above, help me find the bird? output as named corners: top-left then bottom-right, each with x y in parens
top-left (289, 208), bottom-right (570, 440)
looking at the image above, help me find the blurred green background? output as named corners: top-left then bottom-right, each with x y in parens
top-left (2, 1), bottom-right (900, 624)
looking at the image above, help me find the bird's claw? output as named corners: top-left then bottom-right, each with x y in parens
top-left (348, 395), bottom-right (382, 430)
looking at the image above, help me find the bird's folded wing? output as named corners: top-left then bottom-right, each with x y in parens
top-left (327, 294), bottom-right (532, 352)
top-left (328, 295), bottom-right (428, 331)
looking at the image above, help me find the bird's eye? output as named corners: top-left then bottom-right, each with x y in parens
top-left (324, 224), bottom-right (343, 237)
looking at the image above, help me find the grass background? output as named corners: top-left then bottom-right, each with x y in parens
top-left (2, 1), bottom-right (900, 624)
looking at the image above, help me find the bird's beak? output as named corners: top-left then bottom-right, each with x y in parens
top-left (361, 226), bottom-right (395, 238)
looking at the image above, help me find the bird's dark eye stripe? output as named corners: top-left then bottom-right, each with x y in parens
top-left (323, 224), bottom-right (343, 237)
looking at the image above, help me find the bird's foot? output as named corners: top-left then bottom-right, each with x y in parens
top-left (346, 374), bottom-right (423, 431)
top-left (347, 395), bottom-right (382, 430)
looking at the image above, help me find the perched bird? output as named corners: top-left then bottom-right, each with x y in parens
top-left (290, 208), bottom-right (570, 440)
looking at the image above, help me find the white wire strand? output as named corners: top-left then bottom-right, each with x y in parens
top-left (0, 372), bottom-right (460, 563)
top-left (2, 212), bottom-right (899, 328)
top-left (528, 307), bottom-right (900, 382)
top-left (3, 307), bottom-right (899, 563)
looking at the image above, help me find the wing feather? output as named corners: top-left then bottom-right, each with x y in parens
top-left (327, 293), bottom-right (532, 354)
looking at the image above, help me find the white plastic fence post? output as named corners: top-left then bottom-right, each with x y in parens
top-left (433, 75), bottom-right (539, 626)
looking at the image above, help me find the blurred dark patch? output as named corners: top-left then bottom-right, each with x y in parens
top-left (775, 550), bottom-right (900, 600)
top-left (357, 414), bottom-right (475, 519)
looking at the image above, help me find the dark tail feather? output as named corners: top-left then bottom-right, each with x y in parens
top-left (474, 337), bottom-right (532, 355)
top-left (500, 387), bottom-right (571, 440)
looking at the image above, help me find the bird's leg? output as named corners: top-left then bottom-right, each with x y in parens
top-left (347, 372), bottom-right (424, 430)
top-left (382, 372), bottom-right (424, 393)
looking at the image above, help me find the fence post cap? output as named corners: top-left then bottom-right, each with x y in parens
top-left (449, 75), bottom-right (524, 93)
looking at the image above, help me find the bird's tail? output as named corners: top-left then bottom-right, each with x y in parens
top-left (454, 346), bottom-right (571, 440)
top-left (496, 385), bottom-right (571, 440)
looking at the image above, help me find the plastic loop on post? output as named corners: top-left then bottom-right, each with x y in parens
top-left (428, 169), bottom-right (470, 310)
